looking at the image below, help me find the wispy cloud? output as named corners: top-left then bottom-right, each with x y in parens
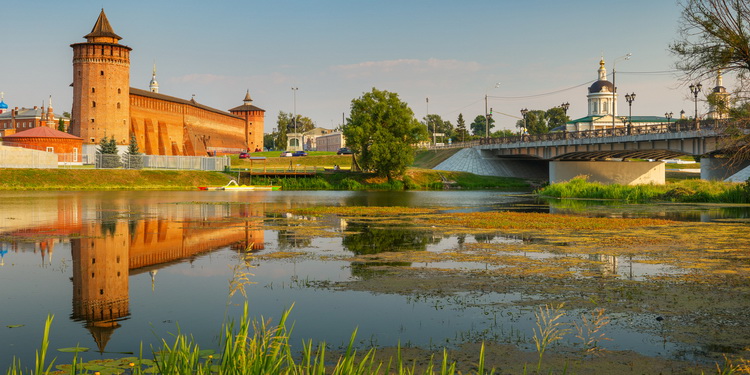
top-left (331, 58), bottom-right (482, 79)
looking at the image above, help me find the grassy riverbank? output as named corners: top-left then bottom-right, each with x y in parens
top-left (537, 176), bottom-right (750, 203)
top-left (0, 169), bottom-right (234, 190)
top-left (0, 168), bottom-right (530, 191)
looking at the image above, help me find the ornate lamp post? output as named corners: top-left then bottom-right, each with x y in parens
top-left (665, 112), bottom-right (673, 131)
top-left (625, 93), bottom-right (635, 135)
top-left (520, 108), bottom-right (529, 139)
top-left (689, 83), bottom-right (702, 130)
top-left (560, 102), bottom-right (570, 137)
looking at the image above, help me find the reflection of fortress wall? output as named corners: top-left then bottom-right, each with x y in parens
top-left (128, 218), bottom-right (264, 269)
top-left (71, 221), bottom-right (130, 322)
top-left (0, 195), bottom-right (81, 233)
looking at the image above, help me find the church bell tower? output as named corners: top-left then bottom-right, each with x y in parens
top-left (71, 9), bottom-right (132, 155)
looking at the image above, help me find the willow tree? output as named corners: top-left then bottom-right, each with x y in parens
top-left (343, 88), bottom-right (427, 182)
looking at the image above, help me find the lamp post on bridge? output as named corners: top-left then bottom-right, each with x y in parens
top-left (625, 93), bottom-right (635, 135)
top-left (560, 102), bottom-right (570, 138)
top-left (689, 83), bottom-right (702, 130)
top-left (520, 108), bottom-right (528, 140)
top-left (665, 112), bottom-right (673, 131)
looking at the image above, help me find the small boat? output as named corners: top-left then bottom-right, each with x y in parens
top-left (198, 180), bottom-right (281, 191)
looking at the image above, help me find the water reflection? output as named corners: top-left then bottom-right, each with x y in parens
top-left (546, 198), bottom-right (750, 222)
top-left (0, 194), bottom-right (265, 354)
top-left (342, 222), bottom-right (436, 255)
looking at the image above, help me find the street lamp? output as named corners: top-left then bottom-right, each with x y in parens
top-left (520, 108), bottom-right (529, 138)
top-left (665, 112), bottom-right (673, 126)
top-left (689, 83), bottom-right (702, 129)
top-left (560, 102), bottom-right (570, 135)
top-left (611, 53), bottom-right (632, 131)
top-left (485, 83), bottom-right (500, 139)
top-left (625, 92), bottom-right (635, 135)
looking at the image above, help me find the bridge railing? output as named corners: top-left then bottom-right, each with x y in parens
top-left (423, 121), bottom-right (714, 150)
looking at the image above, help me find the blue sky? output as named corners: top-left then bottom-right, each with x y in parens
top-left (1, 0), bottom-right (722, 133)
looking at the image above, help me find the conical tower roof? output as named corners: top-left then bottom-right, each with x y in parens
top-left (84, 9), bottom-right (122, 41)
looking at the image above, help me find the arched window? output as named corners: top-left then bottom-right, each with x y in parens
top-left (92, 87), bottom-right (95, 93)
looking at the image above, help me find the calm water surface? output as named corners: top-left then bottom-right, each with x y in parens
top-left (0, 190), bottom-right (747, 369)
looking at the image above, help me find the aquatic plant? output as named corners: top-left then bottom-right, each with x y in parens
top-left (574, 308), bottom-right (611, 358)
top-left (532, 303), bottom-right (570, 374)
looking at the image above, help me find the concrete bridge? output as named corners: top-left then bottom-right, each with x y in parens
top-left (432, 122), bottom-right (750, 184)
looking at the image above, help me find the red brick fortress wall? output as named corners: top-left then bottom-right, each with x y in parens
top-left (129, 90), bottom-right (247, 156)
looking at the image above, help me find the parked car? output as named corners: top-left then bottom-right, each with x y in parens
top-left (337, 147), bottom-right (353, 155)
top-left (280, 151), bottom-right (293, 157)
top-left (292, 151), bottom-right (308, 157)
top-left (239, 152), bottom-right (250, 159)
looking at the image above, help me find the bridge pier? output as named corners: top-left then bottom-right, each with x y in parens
top-left (700, 156), bottom-right (750, 181)
top-left (549, 161), bottom-right (665, 185)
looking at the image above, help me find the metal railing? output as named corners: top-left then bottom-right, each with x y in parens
top-left (424, 121), bottom-right (716, 150)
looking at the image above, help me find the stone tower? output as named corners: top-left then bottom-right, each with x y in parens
top-left (70, 9), bottom-right (132, 155)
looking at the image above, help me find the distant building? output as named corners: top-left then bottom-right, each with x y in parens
top-left (567, 58), bottom-right (669, 131)
top-left (316, 131), bottom-right (346, 152)
top-left (707, 70), bottom-right (731, 120)
top-left (0, 96), bottom-right (70, 137)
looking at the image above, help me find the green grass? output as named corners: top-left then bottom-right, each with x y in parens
top-left (537, 176), bottom-right (750, 203)
top-left (6, 305), bottom-right (491, 375)
top-left (0, 169), bottom-right (233, 190)
top-left (412, 149), bottom-right (462, 169)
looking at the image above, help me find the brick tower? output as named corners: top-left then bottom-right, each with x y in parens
top-left (70, 9), bottom-right (132, 156)
top-left (229, 90), bottom-right (266, 152)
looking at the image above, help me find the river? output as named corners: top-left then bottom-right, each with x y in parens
top-left (0, 190), bottom-right (747, 371)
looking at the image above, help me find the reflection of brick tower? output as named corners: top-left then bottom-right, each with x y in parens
top-left (71, 221), bottom-right (130, 352)
top-left (70, 9), bottom-right (131, 156)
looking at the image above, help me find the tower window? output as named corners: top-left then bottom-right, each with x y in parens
top-left (92, 101), bottom-right (96, 108)
top-left (100, 71), bottom-right (104, 76)
top-left (118, 88), bottom-right (121, 94)
top-left (117, 102), bottom-right (121, 109)
top-left (91, 87), bottom-right (95, 93)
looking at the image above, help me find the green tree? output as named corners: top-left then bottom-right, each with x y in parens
top-left (455, 113), bottom-right (468, 142)
top-left (97, 136), bottom-right (121, 168)
top-left (57, 118), bottom-right (65, 132)
top-left (343, 88), bottom-right (427, 181)
top-left (423, 114), bottom-right (453, 143)
top-left (470, 115), bottom-right (494, 136)
top-left (516, 110), bottom-right (548, 134)
top-left (123, 135), bottom-right (142, 169)
top-left (546, 107), bottom-right (570, 131)
top-left (264, 130), bottom-right (278, 151)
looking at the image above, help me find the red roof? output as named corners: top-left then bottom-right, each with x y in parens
top-left (3, 127), bottom-right (83, 140)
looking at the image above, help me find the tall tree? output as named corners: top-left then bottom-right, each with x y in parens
top-left (516, 110), bottom-right (548, 135)
top-left (455, 113), bottom-right (468, 142)
top-left (470, 115), bottom-right (494, 136)
top-left (123, 135), bottom-right (142, 169)
top-left (545, 107), bottom-right (570, 131)
top-left (343, 88), bottom-right (427, 181)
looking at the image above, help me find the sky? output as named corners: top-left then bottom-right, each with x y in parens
top-left (0, 0), bottom-right (728, 134)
